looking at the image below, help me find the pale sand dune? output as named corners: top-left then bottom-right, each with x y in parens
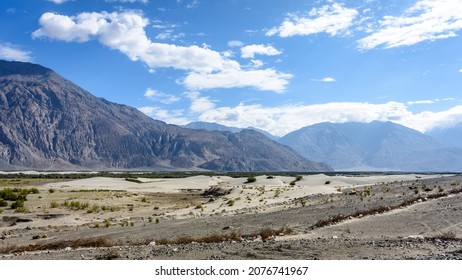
top-left (41, 173), bottom-right (448, 222)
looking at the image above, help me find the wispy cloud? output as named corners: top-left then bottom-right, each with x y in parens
top-left (407, 97), bottom-right (455, 105)
top-left (33, 11), bottom-right (292, 93)
top-left (144, 88), bottom-right (180, 104)
top-left (0, 43), bottom-right (32, 62)
top-left (47, 0), bottom-right (72, 4)
top-left (240, 44), bottom-right (282, 59)
top-left (105, 0), bottom-right (149, 3)
top-left (266, 2), bottom-right (358, 37)
top-left (138, 106), bottom-right (190, 125)
top-left (358, 0), bottom-right (462, 49)
top-left (227, 40), bottom-right (244, 48)
top-left (185, 92), bottom-right (215, 113)
top-left (311, 77), bottom-right (336, 82)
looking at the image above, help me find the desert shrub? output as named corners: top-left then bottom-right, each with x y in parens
top-left (125, 178), bottom-right (142, 183)
top-left (50, 201), bottom-right (59, 208)
top-left (325, 180), bottom-right (331, 185)
top-left (87, 204), bottom-right (101, 213)
top-left (295, 175), bottom-right (303, 181)
top-left (0, 199), bottom-right (7, 207)
top-left (203, 186), bottom-right (232, 196)
top-left (227, 199), bottom-right (235, 206)
top-left (246, 176), bottom-right (257, 183)
top-left (11, 199), bottom-right (24, 209)
top-left (104, 219), bottom-right (112, 228)
top-left (48, 189), bottom-right (55, 193)
top-left (30, 188), bottom-right (39, 194)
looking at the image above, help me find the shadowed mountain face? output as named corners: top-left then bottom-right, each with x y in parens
top-left (0, 60), bottom-right (332, 172)
top-left (279, 121), bottom-right (462, 171)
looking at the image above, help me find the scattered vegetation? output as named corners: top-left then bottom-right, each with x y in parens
top-left (0, 237), bottom-right (114, 254)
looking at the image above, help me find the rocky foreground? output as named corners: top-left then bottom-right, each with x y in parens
top-left (1, 174), bottom-right (461, 260)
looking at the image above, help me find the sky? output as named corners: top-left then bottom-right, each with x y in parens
top-left (1, 0), bottom-right (462, 137)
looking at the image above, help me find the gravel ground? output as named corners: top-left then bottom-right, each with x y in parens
top-left (1, 174), bottom-right (461, 260)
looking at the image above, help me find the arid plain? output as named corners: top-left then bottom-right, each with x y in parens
top-left (1, 172), bottom-right (461, 259)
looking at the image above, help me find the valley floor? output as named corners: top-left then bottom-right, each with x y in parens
top-left (1, 173), bottom-right (461, 260)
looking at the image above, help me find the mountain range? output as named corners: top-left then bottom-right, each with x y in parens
top-left (2, 60), bottom-right (461, 172)
top-left (0, 60), bottom-right (331, 172)
top-left (278, 121), bottom-right (462, 171)
top-left (185, 120), bottom-right (462, 172)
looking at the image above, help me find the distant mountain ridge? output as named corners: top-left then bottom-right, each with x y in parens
top-left (183, 121), bottom-right (280, 141)
top-left (0, 60), bottom-right (332, 172)
top-left (279, 121), bottom-right (462, 171)
top-left (427, 123), bottom-right (462, 148)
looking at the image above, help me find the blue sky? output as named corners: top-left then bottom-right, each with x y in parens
top-left (1, 0), bottom-right (462, 136)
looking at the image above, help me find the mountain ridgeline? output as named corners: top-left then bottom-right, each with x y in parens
top-left (184, 120), bottom-right (462, 172)
top-left (279, 122), bottom-right (462, 172)
top-left (0, 60), bottom-right (332, 172)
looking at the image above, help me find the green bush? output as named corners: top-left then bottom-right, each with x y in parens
top-left (50, 201), bottom-right (59, 208)
top-left (11, 199), bottom-right (24, 209)
top-left (0, 199), bottom-right (7, 207)
top-left (246, 176), bottom-right (256, 183)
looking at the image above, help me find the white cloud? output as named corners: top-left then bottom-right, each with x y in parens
top-left (266, 3), bottom-right (358, 37)
top-left (198, 101), bottom-right (411, 136)
top-left (459, 69), bottom-right (462, 73)
top-left (407, 97), bottom-right (455, 105)
top-left (106, 0), bottom-right (149, 3)
top-left (33, 11), bottom-right (292, 93)
top-left (186, 101), bottom-right (462, 136)
top-left (227, 40), bottom-right (244, 48)
top-left (47, 0), bottom-right (71, 4)
top-left (183, 67), bottom-right (293, 93)
top-left (407, 100), bottom-right (434, 105)
top-left (358, 0), bottom-right (462, 49)
top-left (0, 43), bottom-right (32, 62)
top-left (311, 77), bottom-right (336, 82)
top-left (144, 88), bottom-right (180, 104)
top-left (185, 92), bottom-right (215, 113)
top-left (138, 106), bottom-right (190, 125)
top-left (250, 59), bottom-right (264, 68)
top-left (240, 44), bottom-right (282, 59)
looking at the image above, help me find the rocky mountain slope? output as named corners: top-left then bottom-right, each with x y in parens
top-left (279, 121), bottom-right (462, 171)
top-left (0, 60), bottom-right (332, 172)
